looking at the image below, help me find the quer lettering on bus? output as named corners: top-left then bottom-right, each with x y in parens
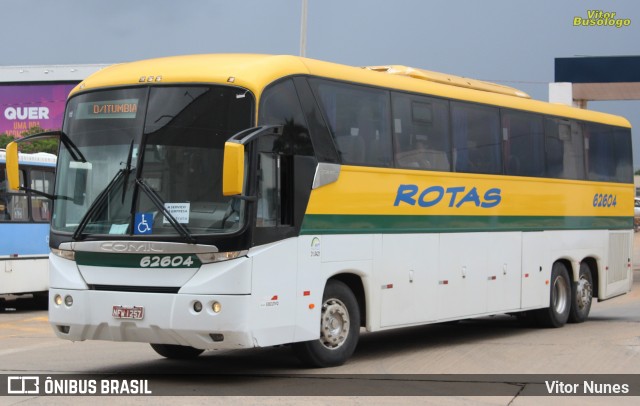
top-left (393, 184), bottom-right (502, 208)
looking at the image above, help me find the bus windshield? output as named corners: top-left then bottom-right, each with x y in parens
top-left (53, 85), bottom-right (253, 238)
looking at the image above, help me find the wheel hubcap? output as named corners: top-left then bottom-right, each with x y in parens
top-left (575, 277), bottom-right (592, 310)
top-left (320, 298), bottom-right (350, 350)
top-left (552, 274), bottom-right (569, 314)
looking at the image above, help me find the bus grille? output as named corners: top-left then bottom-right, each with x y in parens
top-left (88, 285), bottom-right (180, 294)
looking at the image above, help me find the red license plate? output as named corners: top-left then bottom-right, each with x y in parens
top-left (112, 305), bottom-right (145, 320)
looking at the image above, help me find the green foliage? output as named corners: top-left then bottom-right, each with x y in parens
top-left (0, 133), bottom-right (14, 149)
top-left (0, 127), bottom-right (59, 155)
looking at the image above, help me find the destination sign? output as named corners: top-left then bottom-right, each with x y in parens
top-left (76, 99), bottom-right (139, 119)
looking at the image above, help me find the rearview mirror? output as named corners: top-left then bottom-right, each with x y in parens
top-left (5, 141), bottom-right (21, 191)
top-left (222, 142), bottom-right (245, 196)
top-left (222, 125), bottom-right (283, 198)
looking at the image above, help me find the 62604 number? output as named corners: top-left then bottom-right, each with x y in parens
top-left (139, 255), bottom-right (196, 268)
top-left (592, 193), bottom-right (617, 208)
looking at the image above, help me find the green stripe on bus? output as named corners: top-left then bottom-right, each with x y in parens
top-left (300, 214), bottom-right (633, 234)
top-left (75, 252), bottom-right (201, 268)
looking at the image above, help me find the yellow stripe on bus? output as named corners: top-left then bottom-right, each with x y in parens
top-left (306, 166), bottom-right (634, 217)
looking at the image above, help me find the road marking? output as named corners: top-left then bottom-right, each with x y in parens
top-left (0, 341), bottom-right (68, 357)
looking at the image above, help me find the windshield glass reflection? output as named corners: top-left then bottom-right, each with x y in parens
top-left (53, 86), bottom-right (253, 239)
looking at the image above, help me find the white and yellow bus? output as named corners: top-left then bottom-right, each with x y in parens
top-left (6, 54), bottom-right (634, 367)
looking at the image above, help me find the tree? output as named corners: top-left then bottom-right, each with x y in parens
top-left (0, 127), bottom-right (58, 155)
top-left (0, 133), bottom-right (14, 149)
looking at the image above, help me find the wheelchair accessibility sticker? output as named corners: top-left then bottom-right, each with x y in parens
top-left (134, 212), bottom-right (153, 235)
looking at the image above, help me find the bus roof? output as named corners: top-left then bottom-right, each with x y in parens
top-left (0, 150), bottom-right (56, 166)
top-left (71, 54), bottom-right (631, 128)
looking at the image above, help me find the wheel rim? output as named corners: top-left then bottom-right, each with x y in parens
top-left (552, 274), bottom-right (569, 314)
top-left (320, 298), bottom-right (350, 350)
top-left (575, 276), bottom-right (592, 310)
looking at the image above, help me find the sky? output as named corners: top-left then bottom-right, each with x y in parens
top-left (2, 0), bottom-right (640, 165)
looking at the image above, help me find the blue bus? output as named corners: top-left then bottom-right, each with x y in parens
top-left (0, 149), bottom-right (55, 306)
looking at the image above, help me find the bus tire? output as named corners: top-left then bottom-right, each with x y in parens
top-left (150, 343), bottom-right (204, 359)
top-left (34, 292), bottom-right (49, 310)
top-left (536, 262), bottom-right (571, 328)
top-left (293, 279), bottom-right (360, 368)
top-left (568, 262), bottom-right (593, 323)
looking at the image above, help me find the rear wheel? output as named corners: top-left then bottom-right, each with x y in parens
top-left (536, 262), bottom-right (571, 328)
top-left (150, 343), bottom-right (204, 359)
top-left (568, 262), bottom-right (593, 323)
top-left (293, 280), bottom-right (360, 368)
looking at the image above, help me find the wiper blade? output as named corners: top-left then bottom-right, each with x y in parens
top-left (59, 131), bottom-right (87, 163)
top-left (136, 178), bottom-right (196, 244)
top-left (72, 167), bottom-right (131, 240)
top-left (11, 130), bottom-right (87, 162)
top-left (122, 140), bottom-right (135, 203)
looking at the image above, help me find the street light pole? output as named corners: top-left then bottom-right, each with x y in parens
top-left (300, 0), bottom-right (308, 57)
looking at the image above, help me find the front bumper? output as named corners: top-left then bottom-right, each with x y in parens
top-left (49, 288), bottom-right (255, 350)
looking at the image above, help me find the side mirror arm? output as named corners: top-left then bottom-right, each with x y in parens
top-left (222, 125), bottom-right (283, 197)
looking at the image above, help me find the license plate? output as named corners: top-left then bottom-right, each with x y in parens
top-left (112, 305), bottom-right (145, 320)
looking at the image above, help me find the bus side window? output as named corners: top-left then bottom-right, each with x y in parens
top-left (30, 169), bottom-right (55, 222)
top-left (585, 122), bottom-right (633, 183)
top-left (452, 102), bottom-right (502, 174)
top-left (257, 79), bottom-right (311, 228)
top-left (545, 118), bottom-right (585, 180)
top-left (0, 168), bottom-right (27, 221)
top-left (259, 79), bottom-right (313, 156)
top-left (501, 110), bottom-right (545, 177)
top-left (256, 147), bottom-right (279, 227)
top-left (310, 79), bottom-right (393, 167)
top-left (392, 92), bottom-right (451, 171)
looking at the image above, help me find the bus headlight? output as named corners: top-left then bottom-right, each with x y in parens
top-left (51, 248), bottom-right (76, 261)
top-left (64, 295), bottom-right (74, 307)
top-left (212, 302), bottom-right (222, 313)
top-left (197, 250), bottom-right (247, 264)
top-left (54, 294), bottom-right (63, 306)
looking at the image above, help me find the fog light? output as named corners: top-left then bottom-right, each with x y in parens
top-left (54, 294), bottom-right (63, 306)
top-left (57, 325), bottom-right (70, 334)
top-left (64, 295), bottom-right (73, 307)
top-left (212, 301), bottom-right (221, 313)
top-left (193, 301), bottom-right (203, 313)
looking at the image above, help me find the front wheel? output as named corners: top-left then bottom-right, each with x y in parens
top-left (293, 280), bottom-right (360, 368)
top-left (150, 343), bottom-right (204, 359)
top-left (535, 262), bottom-right (571, 328)
top-left (568, 262), bottom-right (593, 323)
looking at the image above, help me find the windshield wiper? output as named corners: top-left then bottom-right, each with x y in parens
top-left (72, 167), bottom-right (132, 241)
top-left (121, 140), bottom-right (135, 203)
top-left (16, 130), bottom-right (87, 163)
top-left (136, 178), bottom-right (196, 244)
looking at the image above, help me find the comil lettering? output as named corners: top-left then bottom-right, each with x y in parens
top-left (4, 106), bottom-right (50, 120)
top-left (394, 184), bottom-right (502, 209)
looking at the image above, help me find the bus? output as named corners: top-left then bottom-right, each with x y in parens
top-left (1, 149), bottom-right (55, 306)
top-left (5, 54), bottom-right (634, 366)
